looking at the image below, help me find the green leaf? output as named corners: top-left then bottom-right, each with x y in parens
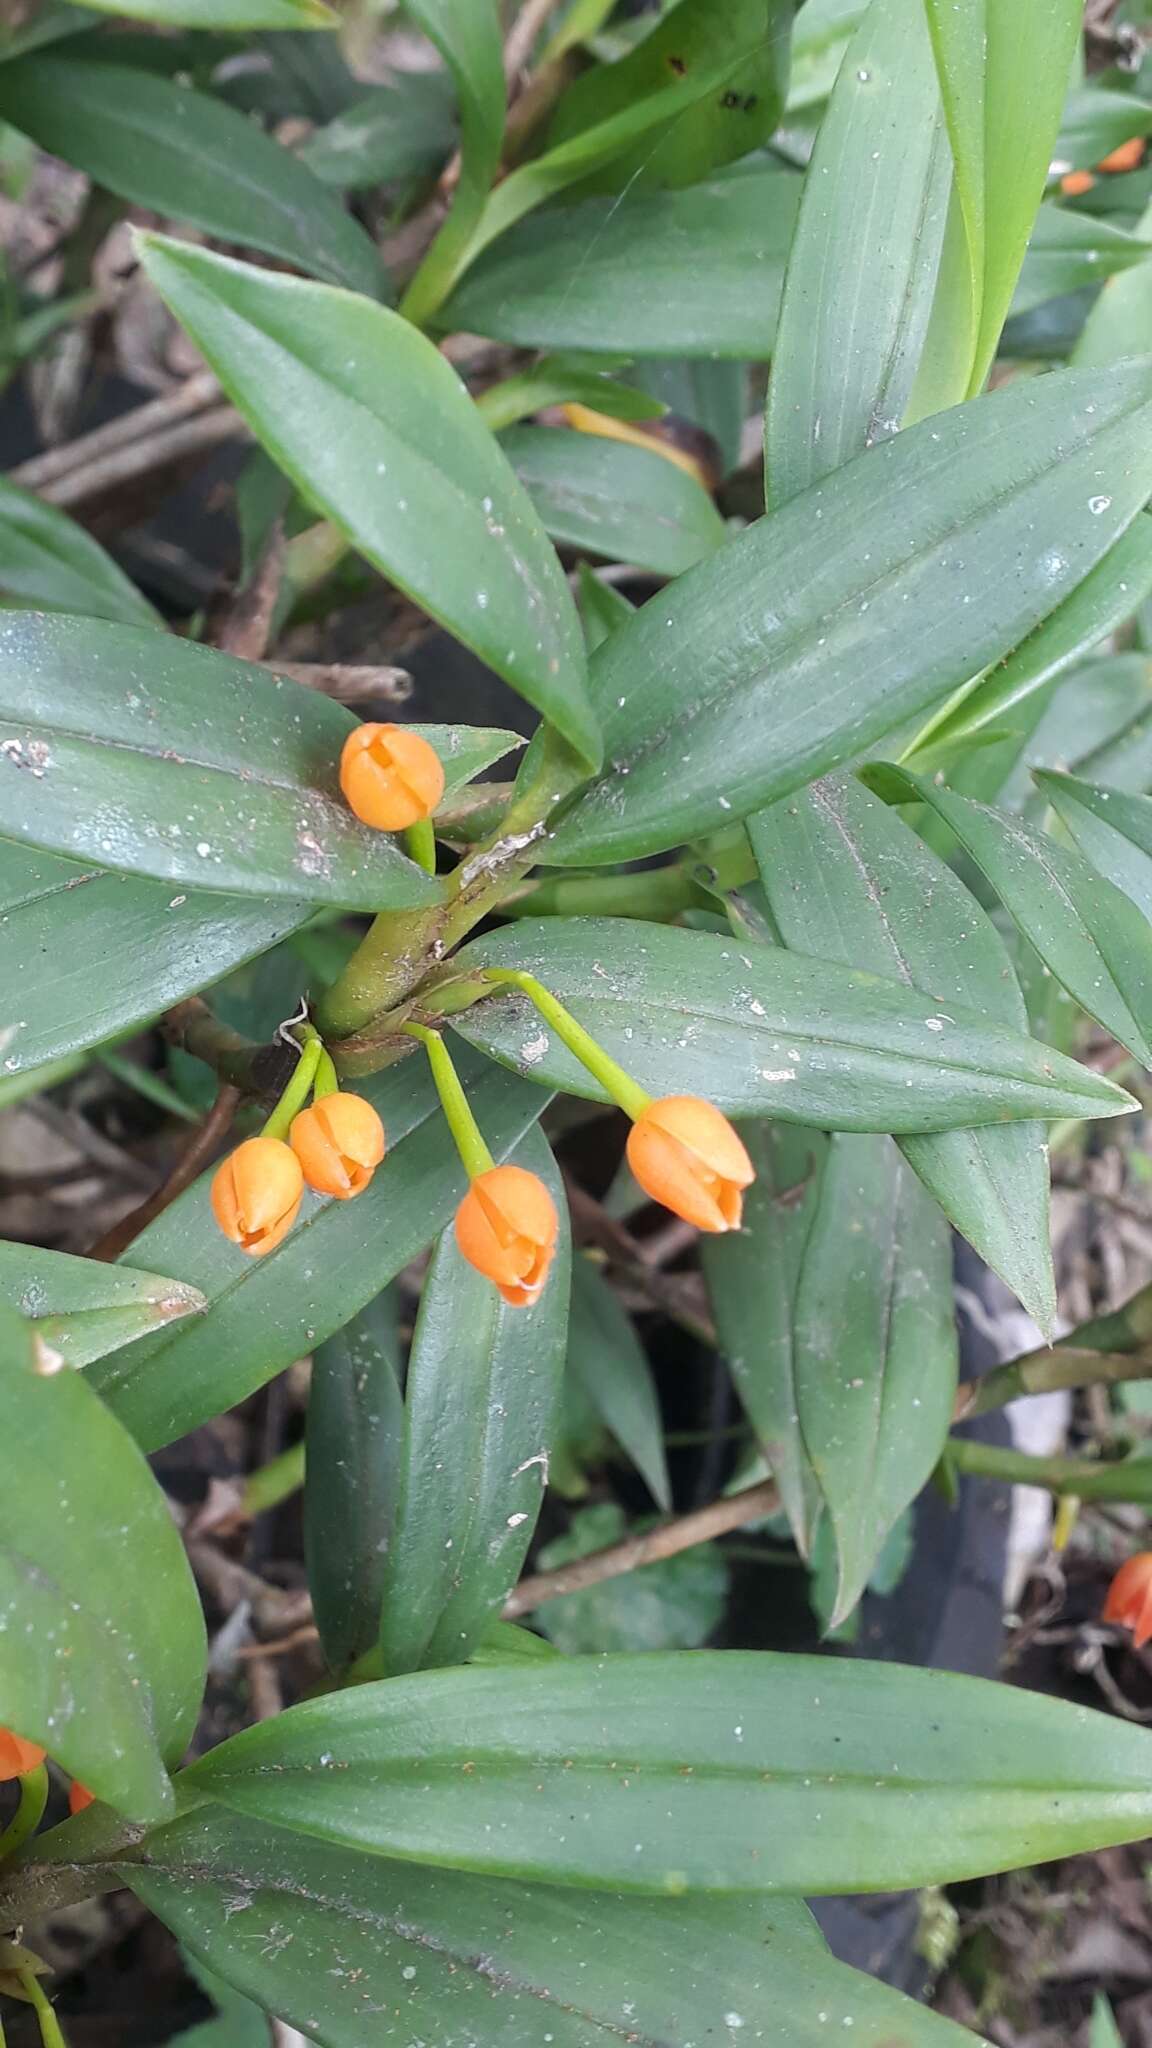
top-left (127, 1803), bottom-right (987, 2047)
top-left (1013, 205), bottom-right (1152, 317)
top-left (1091, 1995), bottom-right (1125, 2048)
top-left (544, 0), bottom-right (792, 195)
top-left (0, 839), bottom-right (311, 1085)
top-left (476, 357), bottom-right (665, 433)
top-left (904, 513), bottom-right (1152, 759)
top-left (547, 358), bottom-right (1152, 866)
top-left (703, 1123), bottom-right (827, 1545)
top-left (138, 235), bottom-right (600, 771)
top-left (0, 478), bottom-right (159, 627)
top-left (923, 0), bottom-right (1083, 390)
top-left (68, 0), bottom-right (336, 24)
top-left (449, 916), bottom-right (1134, 1131)
top-left (874, 768), bottom-right (1152, 1067)
top-left (1074, 200), bottom-right (1152, 369)
top-left (534, 1502), bottom-right (727, 1653)
top-left (503, 426), bottom-right (725, 577)
top-left (576, 562), bottom-right (634, 652)
top-left (1057, 88), bottom-right (1152, 175)
top-left (789, 1133), bottom-right (957, 1626)
top-left (991, 653), bottom-right (1152, 814)
top-left (183, 1650), bottom-right (1152, 1892)
top-left (440, 172), bottom-right (800, 357)
top-left (0, 55), bottom-right (378, 296)
top-left (397, 0), bottom-right (504, 328)
top-left (568, 1257), bottom-right (670, 1510)
top-left (174, 1950), bottom-right (270, 2048)
top-left (765, 0), bottom-right (950, 506)
top-left (0, 614), bottom-right (440, 909)
top-left (305, 1290), bottom-right (404, 1678)
top-left (0, 1302), bottom-right (204, 1819)
top-left (0, 1242), bottom-right (204, 1371)
top-left (749, 775), bottom-right (1056, 1328)
top-left (1041, 772), bottom-right (1152, 924)
top-left (378, 1127), bottom-right (569, 1676)
top-left (91, 1053), bottom-right (547, 1452)
top-left (299, 73), bottom-right (458, 192)
top-left (788, 0), bottom-right (868, 110)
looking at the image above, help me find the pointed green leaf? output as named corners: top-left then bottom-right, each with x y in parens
top-left (0, 614), bottom-right (439, 909)
top-left (568, 1257), bottom-right (670, 1510)
top-left (396, 0), bottom-right (504, 328)
top-left (0, 477), bottom-right (159, 628)
top-left (300, 73), bottom-right (459, 194)
top-left (503, 425), bottom-right (725, 577)
top-left (875, 768), bottom-right (1152, 1067)
top-left (69, 0), bottom-right (336, 23)
top-left (450, 917), bottom-right (1134, 1131)
top-left (0, 1303), bottom-right (204, 1818)
top-left (0, 1242), bottom-right (204, 1370)
top-left (766, 0), bottom-right (950, 505)
top-left (305, 1290), bottom-right (404, 1678)
top-left (1041, 771), bottom-right (1152, 925)
top-left (127, 1804), bottom-right (986, 2048)
top-left (184, 1651), bottom-right (1152, 1892)
top-left (0, 54), bottom-right (378, 295)
top-left (548, 359), bottom-right (1152, 865)
top-left (92, 1054), bottom-right (547, 1452)
top-left (378, 1128), bottom-right (570, 1676)
top-left (1014, 206), bottom-right (1152, 318)
top-left (139, 236), bottom-right (600, 770)
top-left (1092, 1996), bottom-right (1125, 2048)
top-left (749, 775), bottom-right (1055, 1328)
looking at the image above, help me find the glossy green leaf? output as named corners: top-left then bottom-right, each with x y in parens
top-left (0, 839), bottom-right (311, 1085)
top-left (0, 478), bottom-right (159, 627)
top-left (92, 1053), bottom-right (547, 1452)
top-left (378, 1128), bottom-right (569, 1676)
top-left (905, 513), bottom-right (1152, 758)
top-left (127, 1803), bottom-right (986, 2048)
top-left (1056, 88), bottom-right (1152, 176)
top-left (749, 775), bottom-right (1055, 1328)
top-left (1074, 196), bottom-right (1152, 370)
top-left (923, 0), bottom-right (1083, 390)
top-left (440, 172), bottom-right (800, 357)
top-left (299, 73), bottom-right (458, 191)
top-left (69, 0), bottom-right (335, 24)
top-left (547, 358), bottom-right (1152, 866)
top-left (0, 1303), bottom-right (204, 1819)
top-left (534, 1503), bottom-right (727, 1653)
top-left (503, 426), bottom-right (725, 577)
top-left (184, 1650), bottom-right (1152, 1892)
top-left (876, 768), bottom-right (1152, 1067)
top-left (791, 1134), bottom-right (956, 1625)
top-left (0, 614), bottom-right (439, 909)
top-left (397, 0), bottom-right (504, 327)
top-left (305, 1290), bottom-right (403, 1678)
top-left (1013, 205), bottom-right (1152, 317)
top-left (0, 55), bottom-right (377, 296)
top-left (765, 0), bottom-right (950, 506)
top-left (450, 916), bottom-right (1134, 1132)
top-left (1041, 773), bottom-right (1152, 924)
top-left (703, 1124), bottom-right (827, 1545)
top-left (139, 236), bottom-right (600, 770)
top-left (0, 1242), bottom-right (204, 1371)
top-left (568, 1257), bottom-right (670, 1510)
top-left (546, 0), bottom-right (791, 195)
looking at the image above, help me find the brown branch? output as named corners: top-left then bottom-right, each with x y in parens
top-left (6, 369), bottom-right (221, 492)
top-left (159, 996), bottom-right (293, 1098)
top-left (269, 661), bottom-right (414, 705)
top-left (502, 1479), bottom-right (780, 1618)
top-left (212, 522), bottom-right (285, 662)
top-left (33, 405), bottom-right (245, 508)
top-left (87, 1083), bottom-right (241, 1261)
top-left (503, 0), bottom-right (560, 85)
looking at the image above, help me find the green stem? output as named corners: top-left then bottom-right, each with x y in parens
top-left (481, 970), bottom-right (651, 1120)
top-left (313, 1049), bottom-right (340, 1101)
top-left (948, 1436), bottom-right (1152, 1504)
top-left (243, 1440), bottom-right (306, 1519)
top-left (404, 1023), bottom-right (494, 1178)
top-left (504, 866), bottom-right (699, 922)
top-left (404, 817), bottom-right (437, 876)
top-left (17, 1971), bottom-right (67, 2048)
top-left (0, 1766), bottom-right (47, 1864)
top-left (260, 1036), bottom-right (323, 1141)
top-left (957, 1345), bottom-right (1152, 1420)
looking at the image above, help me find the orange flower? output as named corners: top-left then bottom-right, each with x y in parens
top-left (1104, 1553), bottom-right (1152, 1647)
top-left (290, 1092), bottom-right (385, 1199)
top-left (1098, 136), bottom-right (1146, 175)
top-left (1060, 169), bottom-right (1096, 196)
top-left (211, 1136), bottom-right (304, 1257)
top-left (455, 1165), bottom-right (559, 1308)
top-left (0, 1729), bottom-right (45, 1782)
top-left (339, 723), bottom-right (445, 832)
top-left (627, 1095), bottom-right (754, 1233)
top-left (68, 1779), bottom-right (94, 1816)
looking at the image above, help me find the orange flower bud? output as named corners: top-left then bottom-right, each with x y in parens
top-left (626, 1095), bottom-right (754, 1233)
top-left (0, 1729), bottom-right (46, 1782)
top-left (290, 1092), bottom-right (385, 1198)
top-left (1104, 1552), bottom-right (1152, 1647)
top-left (211, 1136), bottom-right (304, 1257)
top-left (1098, 136), bottom-right (1146, 175)
top-left (68, 1779), bottom-right (95, 1816)
top-left (1060, 169), bottom-right (1096, 196)
top-left (339, 722), bottom-right (445, 832)
top-left (455, 1165), bottom-right (559, 1308)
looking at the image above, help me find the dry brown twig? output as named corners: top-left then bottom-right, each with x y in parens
top-left (7, 368), bottom-right (226, 492)
top-left (87, 1084), bottom-right (241, 1262)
